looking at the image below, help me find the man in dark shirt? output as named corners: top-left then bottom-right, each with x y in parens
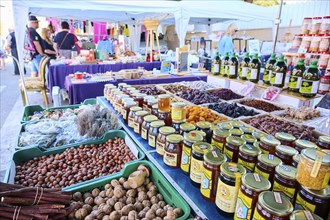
top-left (6, 29), bottom-right (26, 75)
top-left (29, 15), bottom-right (44, 77)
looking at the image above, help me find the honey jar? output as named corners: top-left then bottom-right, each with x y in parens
top-left (292, 154), bottom-right (300, 168)
top-left (240, 126), bottom-right (254, 135)
top-left (275, 145), bottom-right (298, 166)
top-left (122, 101), bottom-right (137, 124)
top-left (195, 130), bottom-right (207, 142)
top-left (156, 126), bottom-right (175, 156)
top-left (294, 139), bottom-right (318, 153)
top-left (128, 106), bottom-right (142, 128)
top-left (118, 82), bottom-right (127, 90)
top-left (158, 94), bottom-right (171, 112)
top-left (218, 122), bottom-right (233, 130)
top-left (121, 98), bottom-right (134, 115)
top-left (133, 111), bottom-right (149, 134)
top-left (231, 121), bottom-right (244, 129)
top-left (143, 96), bottom-right (156, 111)
top-left (224, 136), bottom-right (246, 162)
top-left (211, 128), bottom-right (230, 153)
top-left (255, 154), bottom-right (282, 183)
top-left (241, 134), bottom-right (256, 145)
top-left (171, 102), bottom-right (187, 122)
top-left (141, 115), bottom-right (158, 140)
top-left (275, 132), bottom-right (296, 147)
top-left (115, 94), bottom-right (129, 112)
top-left (126, 87), bottom-right (137, 95)
top-left (238, 144), bottom-right (261, 172)
top-left (289, 210), bottom-right (323, 220)
top-left (230, 128), bottom-right (243, 137)
top-left (259, 136), bottom-right (281, 155)
top-left (318, 136), bottom-right (330, 150)
top-left (158, 110), bottom-right (172, 126)
top-left (147, 99), bottom-right (158, 114)
top-left (196, 121), bottom-right (213, 143)
top-left (134, 93), bottom-right (147, 108)
top-left (151, 104), bottom-right (159, 118)
top-left (172, 120), bottom-right (185, 134)
top-left (252, 131), bottom-right (267, 141)
top-left (179, 122), bottom-right (196, 137)
top-left (273, 165), bottom-right (297, 204)
top-left (164, 134), bottom-right (184, 168)
top-left (148, 120), bottom-right (165, 148)
top-left (181, 131), bottom-right (203, 174)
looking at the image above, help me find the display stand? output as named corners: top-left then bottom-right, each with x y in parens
top-left (144, 20), bottom-right (162, 62)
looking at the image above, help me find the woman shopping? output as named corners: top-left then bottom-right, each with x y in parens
top-left (218, 23), bottom-right (239, 56)
top-left (40, 28), bottom-right (57, 59)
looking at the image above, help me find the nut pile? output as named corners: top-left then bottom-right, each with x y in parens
top-left (186, 106), bottom-right (227, 124)
top-left (15, 138), bottom-right (136, 188)
top-left (163, 84), bottom-right (190, 94)
top-left (240, 100), bottom-right (283, 112)
top-left (179, 81), bottom-right (218, 91)
top-left (207, 103), bottom-right (259, 118)
top-left (28, 108), bottom-right (76, 121)
top-left (280, 107), bottom-right (320, 122)
top-left (209, 89), bottom-right (244, 101)
top-left (138, 86), bottom-right (166, 96)
top-left (177, 89), bottom-right (219, 105)
top-left (246, 115), bottom-right (316, 142)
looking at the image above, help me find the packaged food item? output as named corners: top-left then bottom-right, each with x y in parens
top-left (241, 134), bottom-right (256, 145)
top-left (158, 110), bottom-right (172, 126)
top-left (270, 55), bottom-right (287, 88)
top-left (300, 36), bottom-right (312, 52)
top-left (275, 145), bottom-right (298, 165)
top-left (229, 53), bottom-right (239, 79)
top-left (274, 132), bottom-right (296, 147)
top-left (147, 98), bottom-right (158, 114)
top-left (118, 82), bottom-right (127, 90)
top-left (262, 86), bottom-right (282, 101)
top-left (196, 121), bottom-right (212, 143)
top-left (318, 75), bottom-right (330, 95)
top-left (128, 106), bottom-right (142, 128)
top-left (133, 93), bottom-right (147, 108)
top-left (292, 154), bottom-right (300, 168)
top-left (310, 17), bottom-right (322, 35)
top-left (255, 154), bottom-right (282, 183)
top-left (319, 35), bottom-right (330, 52)
top-left (151, 103), bottom-right (158, 118)
top-left (292, 34), bottom-right (303, 49)
top-left (273, 165), bottom-right (297, 203)
top-left (212, 52), bottom-right (221, 75)
top-left (122, 101), bottom-right (137, 124)
top-left (230, 128), bottom-right (243, 137)
top-left (238, 144), bottom-right (261, 172)
top-left (263, 53), bottom-right (276, 84)
top-left (289, 58), bottom-right (306, 93)
top-left (211, 128), bottom-right (230, 152)
top-left (219, 122), bottom-right (233, 131)
top-left (164, 134), bottom-right (184, 168)
top-left (181, 131), bottom-right (203, 174)
top-left (300, 61), bottom-right (321, 97)
top-left (289, 210), bottom-right (323, 220)
top-left (224, 136), bottom-right (246, 162)
top-left (156, 126), bottom-right (175, 156)
top-left (148, 120), bottom-right (165, 148)
top-left (296, 149), bottom-right (330, 190)
top-left (319, 16), bottom-right (330, 35)
top-left (133, 110), bottom-right (149, 134)
top-left (221, 52), bottom-right (230, 77)
top-left (309, 35), bottom-right (321, 52)
top-left (239, 52), bottom-right (250, 80)
top-left (247, 54), bottom-right (261, 83)
top-left (143, 95), bottom-right (155, 111)
top-left (294, 139), bottom-right (318, 153)
top-left (252, 130), bottom-right (267, 141)
top-left (240, 126), bottom-right (254, 135)
top-left (171, 102), bottom-right (187, 122)
top-left (179, 122), bottom-right (196, 137)
top-left (259, 135), bottom-right (281, 155)
top-left (301, 17), bottom-right (312, 34)
top-left (141, 115), bottom-right (158, 140)
top-left (318, 135), bottom-right (330, 150)
top-left (172, 120), bottom-right (185, 134)
top-left (158, 94), bottom-right (171, 112)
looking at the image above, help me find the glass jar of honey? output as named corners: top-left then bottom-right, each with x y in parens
top-left (118, 82), bottom-right (127, 90)
top-left (275, 145), bottom-right (298, 166)
top-left (240, 126), bottom-right (254, 135)
top-left (122, 84), bottom-right (132, 94)
top-left (141, 115), bottom-right (158, 140)
top-left (128, 106), bottom-right (142, 128)
top-left (190, 142), bottom-right (213, 187)
top-left (259, 135), bottom-right (281, 155)
top-left (143, 96), bottom-right (155, 111)
top-left (112, 91), bottom-right (123, 105)
top-left (292, 154), bottom-right (300, 168)
top-left (158, 110), bottom-right (172, 126)
top-left (255, 154), bottom-right (282, 184)
top-left (156, 126), bottom-right (175, 156)
top-left (195, 130), bottom-right (207, 142)
top-left (115, 94), bottom-right (129, 112)
top-left (164, 134), bottom-right (184, 168)
top-left (121, 98), bottom-right (134, 115)
top-left (252, 130), bottom-right (267, 141)
top-left (238, 144), bottom-right (261, 172)
top-left (290, 210), bottom-right (323, 220)
top-left (172, 120), bottom-right (185, 134)
top-left (158, 94), bottom-right (171, 112)
top-left (134, 110), bottom-right (149, 134)
top-left (180, 122), bottom-right (196, 136)
top-left (181, 131), bottom-right (203, 174)
top-left (148, 120), bottom-right (165, 148)
top-left (134, 93), bottom-right (147, 108)
top-left (151, 104), bottom-right (159, 118)
top-left (126, 87), bottom-right (137, 95)
top-left (294, 139), bottom-right (318, 153)
top-left (273, 164), bottom-right (297, 204)
top-left (218, 122), bottom-right (233, 130)
top-left (318, 136), bottom-right (330, 150)
top-left (200, 150), bottom-right (226, 202)
top-left (122, 101), bottom-right (137, 124)
top-left (109, 88), bottom-right (120, 103)
top-left (231, 121), bottom-right (244, 129)
top-left (241, 134), bottom-right (257, 145)
top-left (196, 121), bottom-right (212, 143)
top-left (229, 128), bottom-right (243, 137)
top-left (275, 132), bottom-right (296, 147)
top-left (211, 128), bottom-right (230, 153)
top-left (234, 173), bottom-right (271, 220)
top-left (171, 102), bottom-right (187, 122)
top-left (224, 136), bottom-right (246, 163)
top-left (147, 99), bottom-right (158, 114)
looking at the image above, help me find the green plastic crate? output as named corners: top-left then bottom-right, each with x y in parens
top-left (5, 130), bottom-right (145, 190)
top-left (65, 161), bottom-right (190, 220)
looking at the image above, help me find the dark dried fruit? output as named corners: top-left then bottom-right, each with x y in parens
top-left (209, 89), bottom-right (244, 101)
top-left (240, 100), bottom-right (283, 112)
top-left (207, 103), bottom-right (259, 118)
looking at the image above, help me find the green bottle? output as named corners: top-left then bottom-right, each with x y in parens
top-left (212, 52), bottom-right (221, 75)
top-left (247, 54), bottom-right (261, 83)
top-left (270, 55), bottom-right (287, 88)
top-left (228, 53), bottom-right (238, 79)
top-left (221, 52), bottom-right (230, 77)
top-left (239, 52), bottom-right (250, 80)
top-left (263, 53), bottom-right (276, 84)
top-left (288, 58), bottom-right (306, 92)
top-left (299, 61), bottom-right (320, 97)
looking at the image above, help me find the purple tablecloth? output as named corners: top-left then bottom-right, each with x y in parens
top-left (48, 61), bottom-right (161, 91)
top-left (65, 74), bottom-right (208, 104)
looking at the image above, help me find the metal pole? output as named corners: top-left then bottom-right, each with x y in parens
top-left (272, 0), bottom-right (284, 53)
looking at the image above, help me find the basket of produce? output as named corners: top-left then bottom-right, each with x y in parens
top-left (65, 161), bottom-right (190, 220)
top-left (5, 130), bottom-right (145, 190)
top-left (202, 102), bottom-right (261, 119)
top-left (236, 98), bottom-right (285, 113)
top-left (207, 88), bottom-right (244, 101)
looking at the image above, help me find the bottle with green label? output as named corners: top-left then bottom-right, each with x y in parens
top-left (239, 52), bottom-right (250, 80)
top-left (221, 52), bottom-right (230, 77)
top-left (247, 54), bottom-right (261, 83)
top-left (263, 54), bottom-right (276, 84)
top-left (270, 55), bottom-right (287, 88)
top-left (228, 53), bottom-right (238, 79)
top-left (212, 52), bottom-right (221, 75)
top-left (299, 61), bottom-right (320, 97)
top-left (288, 58), bottom-right (306, 93)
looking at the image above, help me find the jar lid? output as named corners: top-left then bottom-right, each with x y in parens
top-left (240, 126), bottom-right (254, 134)
top-left (184, 131), bottom-right (203, 143)
top-left (293, 154), bottom-right (300, 164)
top-left (152, 104), bottom-right (158, 109)
top-left (131, 90), bottom-right (140, 95)
top-left (180, 123), bottom-right (196, 131)
top-left (226, 136), bottom-right (246, 146)
top-left (275, 132), bottom-right (296, 142)
top-left (239, 144), bottom-right (261, 156)
top-left (143, 95), bottom-right (155, 101)
top-left (290, 210), bottom-right (323, 220)
top-left (252, 131), bottom-right (267, 140)
top-left (221, 162), bottom-right (246, 179)
top-left (241, 134), bottom-right (257, 144)
top-left (313, 17), bottom-right (322, 19)
top-left (300, 185), bottom-right (330, 199)
top-left (195, 130), bottom-right (206, 138)
top-left (275, 164), bottom-right (297, 180)
top-left (301, 149), bottom-right (330, 165)
top-left (130, 106), bottom-right (142, 112)
top-left (204, 150), bottom-right (226, 166)
top-left (230, 121), bottom-right (243, 128)
top-left (260, 135), bottom-right (281, 147)
top-left (196, 121), bottom-right (211, 129)
top-left (122, 98), bottom-right (134, 103)
top-left (304, 17), bottom-right (312, 20)
top-left (166, 134), bottom-right (184, 143)
top-left (258, 154), bottom-right (282, 167)
top-left (295, 139), bottom-right (318, 150)
top-left (172, 102), bottom-right (187, 107)
top-left (124, 101), bottom-right (137, 107)
top-left (135, 111), bottom-right (149, 116)
top-left (118, 83), bottom-right (127, 86)
top-left (148, 99), bottom-right (158, 105)
top-left (213, 128), bottom-right (230, 138)
top-left (144, 115), bottom-right (158, 122)
top-left (319, 135), bottom-right (330, 144)
top-left (242, 173), bottom-right (271, 192)
top-left (159, 126), bottom-right (176, 135)
top-left (276, 145), bottom-right (298, 157)
top-left (150, 120), bottom-right (165, 128)
top-left (120, 94), bottom-right (130, 98)
top-left (192, 142), bottom-right (213, 155)
top-left (258, 191), bottom-right (293, 216)
top-left (229, 128), bottom-right (243, 136)
top-left (136, 93), bottom-right (147, 98)
top-left (158, 94), bottom-right (171, 99)
top-left (218, 122), bottom-right (233, 130)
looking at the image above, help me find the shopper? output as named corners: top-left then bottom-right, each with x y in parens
top-left (218, 23), bottom-right (238, 56)
top-left (40, 28), bottom-right (57, 59)
top-left (5, 29), bottom-right (26, 75)
top-left (0, 37), bottom-right (5, 70)
top-left (53, 21), bottom-right (82, 59)
top-left (29, 15), bottom-right (45, 77)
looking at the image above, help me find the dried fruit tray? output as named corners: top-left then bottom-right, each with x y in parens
top-left (233, 97), bottom-right (287, 114)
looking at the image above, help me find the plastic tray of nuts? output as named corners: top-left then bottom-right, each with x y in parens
top-left (64, 160), bottom-right (190, 220)
top-left (5, 130), bottom-right (145, 190)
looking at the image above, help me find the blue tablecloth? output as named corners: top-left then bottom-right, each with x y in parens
top-left (65, 74), bottom-right (208, 104)
top-left (48, 61), bottom-right (162, 91)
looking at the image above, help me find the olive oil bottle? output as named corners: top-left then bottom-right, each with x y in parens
top-left (299, 61), bottom-right (320, 97)
top-left (212, 52), bottom-right (221, 75)
top-left (247, 54), bottom-right (261, 83)
top-left (263, 53), bottom-right (276, 84)
top-left (270, 55), bottom-right (287, 88)
top-left (288, 58), bottom-right (306, 92)
top-left (229, 53), bottom-right (238, 79)
top-left (221, 52), bottom-right (230, 77)
top-left (239, 52), bottom-right (250, 80)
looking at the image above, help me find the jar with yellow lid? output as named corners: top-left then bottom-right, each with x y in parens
top-left (238, 144), bottom-right (261, 172)
top-left (181, 131), bottom-right (203, 174)
top-left (294, 139), bottom-right (318, 153)
top-left (134, 93), bottom-right (147, 108)
top-left (148, 120), bottom-right (165, 148)
top-left (164, 134), bottom-right (184, 168)
top-left (158, 94), bottom-right (171, 112)
top-left (273, 165), bottom-right (298, 203)
top-left (114, 94), bottom-right (128, 112)
top-left (200, 150), bottom-right (227, 202)
top-left (156, 126), bottom-right (175, 156)
top-left (143, 96), bottom-right (155, 111)
top-left (126, 87), bottom-right (137, 95)
top-left (294, 185), bottom-right (330, 220)
top-left (218, 122), bottom-right (233, 130)
top-left (231, 121), bottom-right (244, 129)
top-left (216, 162), bottom-right (246, 216)
top-left (318, 135), bottom-right (330, 150)
top-left (122, 101), bottom-right (137, 124)
top-left (240, 126), bottom-right (254, 135)
top-left (275, 145), bottom-right (298, 165)
top-left (234, 173), bottom-right (271, 220)
top-left (253, 191), bottom-right (293, 220)
top-left (289, 210), bottom-right (323, 220)
top-left (241, 134), bottom-right (256, 145)
top-left (255, 154), bottom-right (282, 183)
top-left (151, 104), bottom-right (159, 117)
top-left (259, 135), bottom-right (281, 155)
top-left (230, 128), bottom-right (243, 137)
top-left (252, 130), bottom-right (267, 141)
top-left (296, 149), bottom-right (330, 190)
top-left (196, 121), bottom-right (212, 143)
top-left (275, 132), bottom-right (296, 147)
top-left (212, 128), bottom-right (230, 153)
top-left (195, 130), bottom-right (207, 142)
top-left (121, 84), bottom-right (132, 94)
top-left (147, 99), bottom-right (158, 114)
top-left (109, 88), bottom-right (120, 103)
top-left (190, 142), bottom-right (213, 186)
top-left (171, 102), bottom-right (187, 122)
top-left (134, 110), bottom-right (149, 134)
top-left (118, 82), bottom-right (127, 90)
top-left (172, 120), bottom-right (185, 134)
top-left (180, 122), bottom-right (196, 137)
top-left (292, 154), bottom-right (300, 168)
top-left (129, 90), bottom-right (139, 98)
top-left (128, 106), bottom-right (142, 128)
top-left (112, 90), bottom-right (124, 105)
top-left (141, 115), bottom-right (158, 140)
top-left (158, 110), bottom-right (172, 126)
top-left (121, 97), bottom-right (134, 115)
top-left (224, 136), bottom-right (246, 162)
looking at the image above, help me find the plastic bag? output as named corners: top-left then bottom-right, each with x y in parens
top-left (262, 86), bottom-right (281, 101)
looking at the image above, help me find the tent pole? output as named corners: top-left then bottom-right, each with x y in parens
top-left (272, 0), bottom-right (284, 53)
